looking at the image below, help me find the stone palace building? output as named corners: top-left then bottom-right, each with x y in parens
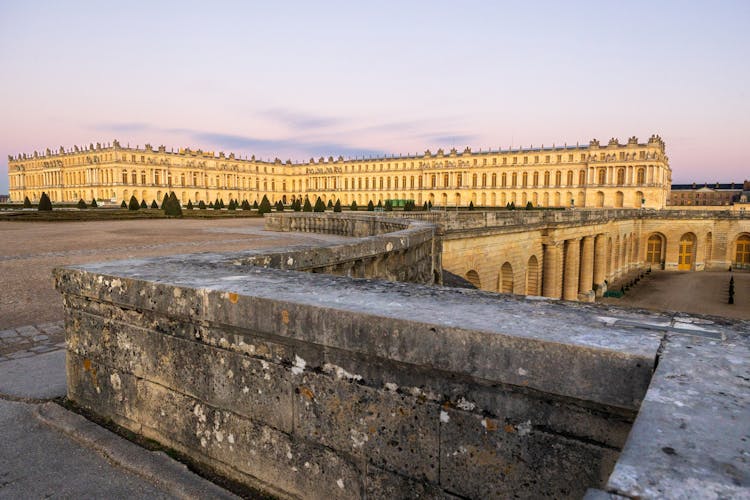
top-left (8, 135), bottom-right (671, 209)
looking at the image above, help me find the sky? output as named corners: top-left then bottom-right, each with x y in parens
top-left (1, 0), bottom-right (749, 193)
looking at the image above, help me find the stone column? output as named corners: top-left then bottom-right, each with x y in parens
top-left (542, 242), bottom-right (563, 299)
top-left (593, 235), bottom-right (607, 296)
top-left (578, 236), bottom-right (595, 302)
top-left (563, 238), bottom-right (581, 301)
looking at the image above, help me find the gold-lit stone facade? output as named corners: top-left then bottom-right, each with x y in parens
top-left (7, 135), bottom-right (671, 209)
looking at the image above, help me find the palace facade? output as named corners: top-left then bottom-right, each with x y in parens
top-left (7, 135), bottom-right (671, 209)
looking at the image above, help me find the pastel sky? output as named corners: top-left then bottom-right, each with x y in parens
top-left (1, 0), bottom-right (748, 194)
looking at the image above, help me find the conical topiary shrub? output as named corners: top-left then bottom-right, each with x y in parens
top-left (38, 192), bottom-right (52, 211)
top-left (90, 198), bottom-right (98, 208)
top-left (77, 198), bottom-right (87, 209)
top-left (252, 200), bottom-right (259, 210)
top-left (314, 197), bottom-right (326, 212)
top-left (150, 200), bottom-right (158, 209)
top-left (140, 199), bottom-right (148, 209)
top-left (161, 193), bottom-right (169, 210)
top-left (187, 200), bottom-right (194, 210)
top-left (384, 200), bottom-right (393, 212)
top-left (367, 200), bottom-right (374, 211)
top-left (23, 196), bottom-right (32, 208)
top-left (327, 199), bottom-right (333, 209)
top-left (333, 199), bottom-right (342, 212)
top-left (199, 200), bottom-right (207, 210)
top-left (258, 194), bottom-right (272, 215)
top-left (128, 195), bottom-right (140, 211)
top-left (350, 200), bottom-right (358, 211)
top-left (164, 191), bottom-right (182, 217)
top-left (303, 198), bottom-right (312, 212)
top-left (121, 200), bottom-right (127, 208)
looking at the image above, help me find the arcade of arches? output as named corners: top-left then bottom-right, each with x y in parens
top-left (443, 210), bottom-right (750, 301)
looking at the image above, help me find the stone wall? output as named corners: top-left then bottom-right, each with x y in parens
top-left (56, 258), bottom-right (660, 499)
top-left (259, 213), bottom-right (442, 284)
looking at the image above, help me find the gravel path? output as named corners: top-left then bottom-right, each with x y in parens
top-left (0, 218), bottom-right (349, 329)
top-left (601, 270), bottom-right (750, 320)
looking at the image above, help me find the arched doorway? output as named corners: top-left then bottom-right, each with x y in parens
top-left (678, 233), bottom-right (697, 271)
top-left (465, 270), bottom-right (481, 289)
top-left (500, 262), bottom-right (513, 293)
top-left (526, 256), bottom-right (539, 295)
top-left (646, 233), bottom-right (666, 268)
top-left (735, 234), bottom-right (750, 269)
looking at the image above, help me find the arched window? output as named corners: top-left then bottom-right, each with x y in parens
top-left (616, 168), bottom-right (625, 185)
top-left (502, 173), bottom-right (507, 187)
top-left (578, 170), bottom-right (586, 185)
top-left (544, 171), bottom-right (550, 187)
top-left (637, 168), bottom-right (645, 185)
top-left (533, 172), bottom-right (539, 186)
top-left (598, 169), bottom-right (606, 185)
top-left (566, 171), bottom-right (573, 186)
top-left (491, 173), bottom-right (497, 187)
top-left (482, 173), bottom-right (487, 187)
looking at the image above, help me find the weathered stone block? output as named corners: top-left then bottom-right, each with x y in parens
top-left (439, 407), bottom-right (617, 499)
top-left (294, 368), bottom-right (440, 482)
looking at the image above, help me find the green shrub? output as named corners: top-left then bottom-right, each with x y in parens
top-left (90, 198), bottom-right (98, 208)
top-left (468, 201), bottom-right (474, 211)
top-left (333, 199), bottom-right (342, 212)
top-left (350, 200), bottom-right (358, 211)
top-left (228, 200), bottom-right (236, 211)
top-left (120, 200), bottom-right (127, 208)
top-left (150, 200), bottom-right (158, 209)
top-left (314, 197), bottom-right (326, 212)
top-left (252, 200), bottom-right (259, 209)
top-left (377, 200), bottom-right (383, 209)
top-left (275, 200), bottom-right (284, 212)
top-left (161, 193), bottom-right (169, 209)
top-left (164, 192), bottom-right (182, 217)
top-left (384, 200), bottom-right (393, 212)
top-left (423, 201), bottom-right (428, 211)
top-left (128, 195), bottom-right (140, 211)
top-left (199, 200), bottom-right (207, 209)
top-left (208, 201), bottom-right (214, 209)
top-left (187, 200), bottom-right (194, 210)
top-left (303, 198), bottom-right (312, 212)
top-left (525, 201), bottom-right (533, 210)
top-left (38, 192), bottom-right (52, 211)
top-left (367, 200), bottom-right (374, 211)
top-left (219, 199), bottom-right (226, 209)
top-left (258, 194), bottom-right (272, 214)
top-left (23, 196), bottom-right (32, 208)
top-left (140, 199), bottom-right (148, 209)
top-left (77, 198), bottom-right (87, 209)
top-left (241, 200), bottom-right (251, 210)
top-left (327, 199), bottom-right (333, 209)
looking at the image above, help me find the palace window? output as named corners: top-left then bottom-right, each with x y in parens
top-left (502, 158), bottom-right (507, 165)
top-left (122, 170), bottom-right (128, 183)
top-left (443, 173), bottom-right (449, 187)
top-left (598, 169), bottom-right (607, 185)
top-left (555, 171), bottom-right (562, 186)
top-left (567, 171), bottom-right (574, 186)
top-left (522, 172), bottom-right (527, 187)
top-left (545, 155), bottom-right (550, 163)
top-left (569, 154), bottom-right (574, 162)
top-left (472, 174), bottom-right (478, 187)
top-left (544, 171), bottom-right (550, 187)
top-left (523, 157), bottom-right (528, 164)
top-left (533, 172), bottom-right (539, 186)
top-left (482, 173), bottom-right (487, 187)
top-left (491, 173), bottom-right (496, 187)
top-left (501, 173), bottom-right (507, 187)
top-left (511, 173), bottom-right (517, 187)
top-left (637, 168), bottom-right (645, 184)
top-left (617, 169), bottom-right (625, 185)
top-left (579, 170), bottom-right (586, 185)
top-left (141, 171), bottom-right (147, 184)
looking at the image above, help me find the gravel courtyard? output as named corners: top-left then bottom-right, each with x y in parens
top-left (0, 218), bottom-right (349, 329)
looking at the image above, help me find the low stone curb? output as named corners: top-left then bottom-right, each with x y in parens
top-left (34, 402), bottom-right (238, 500)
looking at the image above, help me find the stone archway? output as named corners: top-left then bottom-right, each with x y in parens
top-left (646, 233), bottom-right (666, 269)
top-left (526, 256), bottom-right (539, 295)
top-left (466, 270), bottom-right (481, 289)
top-left (500, 262), bottom-right (513, 293)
